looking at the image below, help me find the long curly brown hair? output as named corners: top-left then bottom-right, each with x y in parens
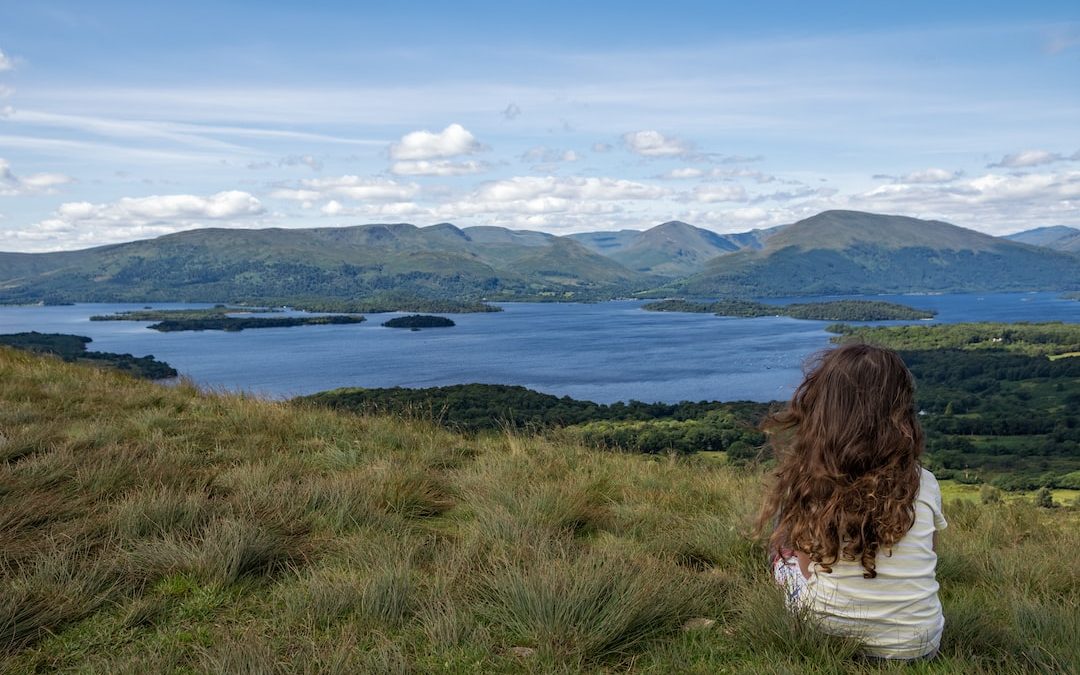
top-left (754, 343), bottom-right (923, 578)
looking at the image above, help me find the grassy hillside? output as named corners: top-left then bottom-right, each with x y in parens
top-left (1, 349), bottom-right (1077, 673)
top-left (668, 211), bottom-right (1080, 297)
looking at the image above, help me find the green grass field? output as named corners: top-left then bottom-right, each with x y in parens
top-left (1, 347), bottom-right (1077, 673)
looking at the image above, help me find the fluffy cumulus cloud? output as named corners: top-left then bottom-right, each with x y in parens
top-left (389, 159), bottom-right (488, 176)
top-left (389, 123), bottom-right (484, 161)
top-left (0, 158), bottom-right (74, 196)
top-left (8, 190), bottom-right (264, 250)
top-left (987, 149), bottom-right (1066, 169)
top-left (660, 167), bottom-right (704, 180)
top-left (270, 175), bottom-right (419, 203)
top-left (309, 174), bottom-right (676, 232)
top-left (621, 130), bottom-right (693, 158)
top-left (850, 169), bottom-right (1080, 234)
top-left (0, 48), bottom-right (14, 72)
top-left (472, 176), bottom-right (668, 202)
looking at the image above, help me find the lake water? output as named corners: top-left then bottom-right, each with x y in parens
top-left (1, 292), bottom-right (1077, 403)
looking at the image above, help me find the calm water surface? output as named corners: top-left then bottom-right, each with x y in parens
top-left (1, 293), bottom-right (1077, 403)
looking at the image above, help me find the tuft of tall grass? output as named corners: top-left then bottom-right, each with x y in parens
top-left (0, 545), bottom-right (119, 653)
top-left (479, 544), bottom-right (705, 664)
top-left (128, 517), bottom-right (305, 586)
top-left (111, 485), bottom-right (213, 539)
top-left (277, 566), bottom-right (365, 628)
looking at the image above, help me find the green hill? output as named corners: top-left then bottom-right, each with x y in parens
top-left (4, 211), bottom-right (1080, 305)
top-left (667, 211), bottom-right (1080, 296)
top-left (1, 349), bottom-right (1076, 672)
top-left (570, 221), bottom-right (776, 277)
top-left (1005, 225), bottom-right (1080, 253)
top-left (0, 223), bottom-right (648, 308)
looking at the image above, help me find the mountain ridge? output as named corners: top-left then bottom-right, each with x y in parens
top-left (2, 211), bottom-right (1078, 306)
top-left (1005, 225), bottom-right (1080, 253)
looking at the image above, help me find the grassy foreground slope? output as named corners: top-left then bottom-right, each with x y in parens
top-left (1, 350), bottom-right (1077, 673)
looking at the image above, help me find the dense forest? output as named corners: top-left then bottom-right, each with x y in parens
top-left (0, 332), bottom-right (176, 379)
top-left (828, 321), bottom-right (1080, 357)
top-left (643, 299), bottom-right (936, 321)
top-left (298, 384), bottom-right (770, 457)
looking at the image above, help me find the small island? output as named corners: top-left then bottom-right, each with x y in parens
top-left (148, 315), bottom-right (365, 332)
top-left (0, 332), bottom-right (177, 379)
top-left (90, 306), bottom-right (277, 322)
top-left (643, 298), bottom-right (936, 321)
top-left (381, 315), bottom-right (456, 329)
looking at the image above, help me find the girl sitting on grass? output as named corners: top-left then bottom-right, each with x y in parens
top-left (755, 343), bottom-right (947, 661)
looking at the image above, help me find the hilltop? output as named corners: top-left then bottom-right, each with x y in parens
top-left (1006, 225), bottom-right (1080, 253)
top-left (1, 349), bottom-right (1076, 672)
top-left (569, 221), bottom-right (776, 277)
top-left (2, 210), bottom-right (1079, 306)
top-left (666, 211), bottom-right (1080, 296)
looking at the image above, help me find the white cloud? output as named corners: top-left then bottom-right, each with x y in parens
top-left (389, 159), bottom-right (488, 176)
top-left (876, 166), bottom-right (963, 181)
top-left (270, 175), bottom-right (419, 201)
top-left (319, 200), bottom-right (429, 219)
top-left (0, 85), bottom-right (14, 98)
top-left (8, 190), bottom-right (265, 250)
top-left (621, 130), bottom-right (693, 157)
top-left (0, 158), bottom-right (75, 196)
top-left (592, 142), bottom-right (613, 153)
top-left (389, 123), bottom-right (483, 160)
top-left (851, 169), bottom-right (1080, 234)
top-left (0, 49), bottom-right (14, 72)
top-left (987, 149), bottom-right (1064, 169)
top-left (661, 167), bottom-right (704, 179)
top-left (95, 191), bottom-right (264, 220)
top-left (693, 185), bottom-right (748, 203)
top-left (473, 176), bottom-right (668, 202)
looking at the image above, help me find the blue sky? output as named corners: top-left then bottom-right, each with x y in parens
top-left (0, 1), bottom-right (1078, 251)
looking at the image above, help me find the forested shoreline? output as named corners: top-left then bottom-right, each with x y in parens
top-left (303, 322), bottom-right (1080, 490)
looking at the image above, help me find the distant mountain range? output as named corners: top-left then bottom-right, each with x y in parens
top-left (1, 210), bottom-right (1078, 308)
top-left (1006, 225), bottom-right (1080, 253)
top-left (569, 221), bottom-right (778, 277)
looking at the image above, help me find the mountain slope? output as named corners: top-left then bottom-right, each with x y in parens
top-left (0, 223), bottom-right (648, 305)
top-left (570, 221), bottom-right (777, 276)
top-left (668, 210), bottom-right (1080, 297)
top-left (1005, 226), bottom-right (1080, 253)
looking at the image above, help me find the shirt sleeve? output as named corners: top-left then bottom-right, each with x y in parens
top-left (925, 469), bottom-right (948, 531)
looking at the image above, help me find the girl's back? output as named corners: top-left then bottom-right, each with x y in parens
top-left (757, 343), bottom-right (946, 661)
top-left (803, 466), bottom-right (946, 659)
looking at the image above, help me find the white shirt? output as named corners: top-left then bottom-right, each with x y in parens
top-left (804, 467), bottom-right (948, 659)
